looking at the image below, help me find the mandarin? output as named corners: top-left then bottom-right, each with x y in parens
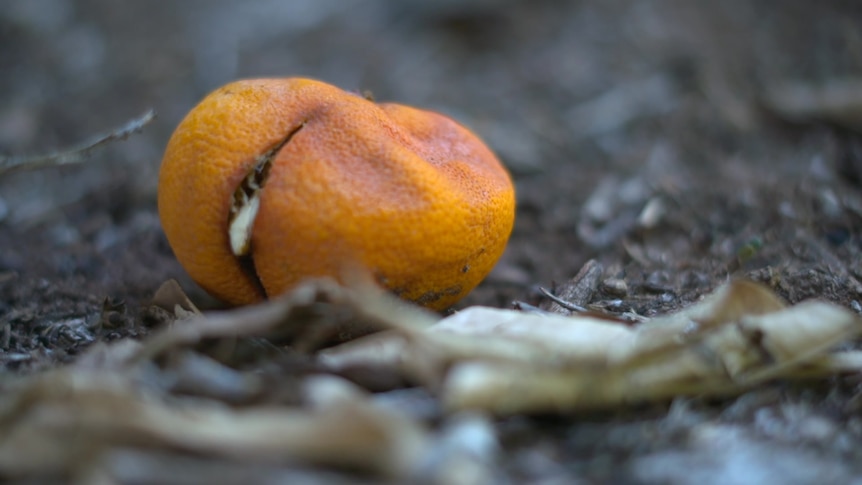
top-left (158, 78), bottom-right (515, 310)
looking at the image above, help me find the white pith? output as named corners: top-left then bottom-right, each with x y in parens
top-left (229, 191), bottom-right (260, 256)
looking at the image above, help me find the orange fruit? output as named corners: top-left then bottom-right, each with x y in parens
top-left (158, 78), bottom-right (515, 310)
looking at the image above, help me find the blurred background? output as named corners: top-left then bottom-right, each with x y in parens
top-left (1, 0), bottom-right (861, 308)
top-left (5, 4), bottom-right (862, 482)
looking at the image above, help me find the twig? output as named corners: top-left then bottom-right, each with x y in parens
top-left (0, 109), bottom-right (156, 176)
top-left (538, 287), bottom-right (588, 313)
top-left (539, 259), bottom-right (603, 315)
top-left (511, 301), bottom-right (551, 314)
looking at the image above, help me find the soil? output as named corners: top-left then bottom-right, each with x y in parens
top-left (3, 1), bottom-right (862, 483)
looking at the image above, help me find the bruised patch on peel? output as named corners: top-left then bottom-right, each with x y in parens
top-left (414, 285), bottom-right (463, 307)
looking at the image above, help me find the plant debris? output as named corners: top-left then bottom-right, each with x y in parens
top-left (5, 2), bottom-right (862, 483)
top-left (323, 280), bottom-right (861, 415)
top-left (1, 278), bottom-right (859, 481)
top-left (0, 110), bottom-right (155, 176)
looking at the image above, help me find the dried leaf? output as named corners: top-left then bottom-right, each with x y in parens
top-left (0, 369), bottom-right (429, 479)
top-left (151, 279), bottom-right (201, 318)
top-left (325, 280), bottom-right (862, 415)
top-left (137, 277), bottom-right (439, 364)
top-left (430, 307), bottom-right (634, 368)
top-left (732, 301), bottom-right (862, 383)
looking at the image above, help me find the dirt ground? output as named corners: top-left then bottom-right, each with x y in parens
top-left (3, 1), bottom-right (862, 483)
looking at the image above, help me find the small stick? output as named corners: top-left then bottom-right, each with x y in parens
top-left (511, 301), bottom-right (551, 314)
top-left (0, 109), bottom-right (156, 176)
top-left (540, 259), bottom-right (604, 315)
top-left (538, 287), bottom-right (588, 313)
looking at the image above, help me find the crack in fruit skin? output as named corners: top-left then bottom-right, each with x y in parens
top-left (158, 78), bottom-right (515, 311)
top-left (228, 123), bottom-right (304, 260)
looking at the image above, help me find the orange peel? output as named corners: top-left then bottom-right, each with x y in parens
top-left (158, 78), bottom-right (515, 310)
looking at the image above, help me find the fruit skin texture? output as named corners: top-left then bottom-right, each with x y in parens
top-left (158, 78), bottom-right (515, 311)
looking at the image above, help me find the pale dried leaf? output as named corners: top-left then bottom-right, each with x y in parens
top-left (0, 368), bottom-right (429, 479)
top-left (151, 279), bottom-right (201, 318)
top-left (318, 330), bottom-right (408, 371)
top-left (138, 277), bottom-right (439, 364)
top-left (432, 306), bottom-right (634, 367)
top-left (336, 280), bottom-right (862, 415)
top-left (733, 302), bottom-right (862, 383)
